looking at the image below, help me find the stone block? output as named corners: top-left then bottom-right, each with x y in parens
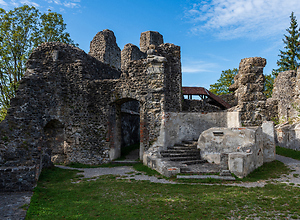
top-left (262, 121), bottom-right (276, 162)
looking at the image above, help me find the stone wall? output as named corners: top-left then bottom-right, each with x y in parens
top-left (229, 57), bottom-right (278, 126)
top-left (140, 31), bottom-right (164, 53)
top-left (182, 99), bottom-right (222, 112)
top-left (0, 30), bottom-right (184, 191)
top-left (152, 111), bottom-right (241, 150)
top-left (89, 29), bottom-right (121, 70)
top-left (272, 70), bottom-right (298, 122)
top-left (121, 43), bottom-right (146, 71)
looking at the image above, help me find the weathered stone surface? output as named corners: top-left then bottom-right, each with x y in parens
top-left (140, 31), bottom-right (164, 53)
top-left (121, 43), bottom-right (146, 71)
top-left (0, 30), bottom-right (186, 191)
top-left (182, 99), bottom-right (222, 112)
top-left (261, 121), bottom-right (276, 162)
top-left (197, 127), bottom-right (264, 178)
top-left (272, 70), bottom-right (297, 122)
top-left (276, 122), bottom-right (300, 151)
top-left (89, 29), bottom-right (121, 70)
top-left (228, 57), bottom-right (274, 126)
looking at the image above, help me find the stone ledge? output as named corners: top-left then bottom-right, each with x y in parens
top-left (177, 175), bottom-right (236, 181)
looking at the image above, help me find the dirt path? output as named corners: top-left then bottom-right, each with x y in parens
top-left (2, 154), bottom-right (300, 219)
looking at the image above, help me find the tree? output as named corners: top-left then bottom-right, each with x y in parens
top-left (209, 68), bottom-right (238, 95)
top-left (264, 74), bottom-right (275, 98)
top-left (275, 12), bottom-right (300, 75)
top-left (0, 5), bottom-right (77, 121)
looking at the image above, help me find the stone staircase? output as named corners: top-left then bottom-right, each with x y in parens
top-left (145, 140), bottom-right (235, 180)
top-left (160, 140), bottom-right (208, 174)
top-left (161, 140), bottom-right (205, 165)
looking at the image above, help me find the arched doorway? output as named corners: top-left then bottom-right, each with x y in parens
top-left (109, 98), bottom-right (143, 160)
top-left (43, 119), bottom-right (66, 165)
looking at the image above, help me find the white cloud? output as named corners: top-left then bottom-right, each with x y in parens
top-left (0, 0), bottom-right (8, 6)
top-left (20, 0), bottom-right (40, 7)
top-left (63, 1), bottom-right (79, 8)
top-left (186, 0), bottom-right (300, 39)
top-left (182, 60), bottom-right (218, 74)
top-left (0, 0), bottom-right (81, 10)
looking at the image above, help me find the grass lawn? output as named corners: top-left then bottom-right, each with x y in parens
top-left (26, 161), bottom-right (300, 219)
top-left (276, 146), bottom-right (300, 160)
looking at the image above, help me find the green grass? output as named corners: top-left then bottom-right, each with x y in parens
top-left (26, 166), bottom-right (300, 219)
top-left (240, 160), bottom-right (291, 182)
top-left (132, 163), bottom-right (162, 176)
top-left (276, 146), bottom-right (300, 160)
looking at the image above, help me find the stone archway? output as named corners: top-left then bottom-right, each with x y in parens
top-left (43, 119), bottom-right (66, 164)
top-left (109, 98), bottom-right (146, 160)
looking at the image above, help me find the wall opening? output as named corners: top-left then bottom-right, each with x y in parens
top-left (43, 119), bottom-right (66, 165)
top-left (109, 98), bottom-right (141, 160)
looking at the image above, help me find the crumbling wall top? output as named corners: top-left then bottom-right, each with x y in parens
top-left (89, 29), bottom-right (121, 70)
top-left (140, 31), bottom-right (164, 53)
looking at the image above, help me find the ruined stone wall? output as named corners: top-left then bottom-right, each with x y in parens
top-left (152, 111), bottom-right (241, 150)
top-left (121, 43), bottom-right (146, 71)
top-left (157, 44), bottom-right (182, 112)
top-left (0, 42), bottom-right (123, 191)
top-left (0, 29), bottom-right (185, 191)
top-left (182, 99), bottom-right (222, 112)
top-left (89, 29), bottom-right (121, 70)
top-left (140, 31), bottom-right (164, 53)
top-left (272, 70), bottom-right (298, 122)
top-left (229, 57), bottom-right (278, 126)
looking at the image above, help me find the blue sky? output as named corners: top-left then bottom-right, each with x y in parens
top-left (1, 0), bottom-right (300, 88)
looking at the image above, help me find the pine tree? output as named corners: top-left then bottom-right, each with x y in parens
top-left (275, 12), bottom-right (300, 75)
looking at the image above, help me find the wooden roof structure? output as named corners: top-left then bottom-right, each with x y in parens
top-left (182, 87), bottom-right (231, 110)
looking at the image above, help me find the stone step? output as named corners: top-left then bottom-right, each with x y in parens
top-left (161, 150), bottom-right (199, 154)
top-left (179, 166), bottom-right (190, 172)
top-left (160, 152), bottom-right (199, 158)
top-left (167, 146), bottom-right (197, 151)
top-left (182, 140), bottom-right (197, 144)
top-left (181, 159), bottom-right (207, 165)
top-left (169, 156), bottom-right (201, 162)
top-left (174, 143), bottom-right (197, 148)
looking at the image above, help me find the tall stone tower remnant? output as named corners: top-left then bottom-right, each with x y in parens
top-left (140, 31), bottom-right (164, 53)
top-left (89, 29), bottom-right (121, 70)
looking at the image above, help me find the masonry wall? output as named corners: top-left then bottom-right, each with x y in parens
top-left (0, 29), bottom-right (184, 191)
top-left (153, 111), bottom-right (241, 149)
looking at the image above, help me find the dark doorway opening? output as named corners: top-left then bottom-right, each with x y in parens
top-left (120, 100), bottom-right (140, 160)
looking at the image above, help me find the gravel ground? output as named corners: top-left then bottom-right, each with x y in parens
top-left (2, 154), bottom-right (300, 219)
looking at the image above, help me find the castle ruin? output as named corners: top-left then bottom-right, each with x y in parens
top-left (0, 29), bottom-right (296, 191)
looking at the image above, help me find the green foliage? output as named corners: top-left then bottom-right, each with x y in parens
top-left (276, 146), bottom-right (300, 160)
top-left (264, 73), bottom-right (275, 98)
top-left (209, 68), bottom-right (238, 95)
top-left (275, 12), bottom-right (300, 73)
top-left (0, 5), bottom-right (77, 121)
